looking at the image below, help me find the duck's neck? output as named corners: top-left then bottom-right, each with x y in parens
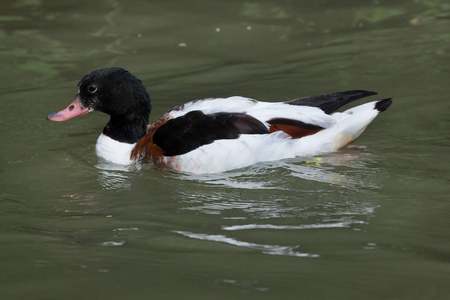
top-left (103, 113), bottom-right (148, 144)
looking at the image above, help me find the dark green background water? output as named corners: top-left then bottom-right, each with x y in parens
top-left (1, 0), bottom-right (449, 299)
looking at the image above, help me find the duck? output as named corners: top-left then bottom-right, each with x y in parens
top-left (46, 67), bottom-right (392, 174)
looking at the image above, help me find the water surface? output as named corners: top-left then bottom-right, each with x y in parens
top-left (1, 1), bottom-right (449, 299)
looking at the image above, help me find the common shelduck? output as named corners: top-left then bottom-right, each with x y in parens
top-left (46, 67), bottom-right (392, 174)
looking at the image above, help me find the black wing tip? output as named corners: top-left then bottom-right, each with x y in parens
top-left (346, 90), bottom-right (378, 96)
top-left (286, 90), bottom-right (379, 114)
top-left (375, 98), bottom-right (393, 112)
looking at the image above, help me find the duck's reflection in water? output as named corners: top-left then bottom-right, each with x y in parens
top-left (172, 151), bottom-right (382, 258)
top-left (95, 161), bottom-right (139, 191)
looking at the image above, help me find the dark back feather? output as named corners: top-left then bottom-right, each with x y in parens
top-left (152, 111), bottom-right (268, 156)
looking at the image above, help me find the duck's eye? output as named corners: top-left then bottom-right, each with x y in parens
top-left (88, 85), bottom-right (97, 94)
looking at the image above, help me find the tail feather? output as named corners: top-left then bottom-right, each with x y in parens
top-left (286, 90), bottom-right (377, 114)
top-left (375, 98), bottom-right (393, 112)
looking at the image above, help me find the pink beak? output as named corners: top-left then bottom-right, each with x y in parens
top-left (47, 97), bottom-right (92, 121)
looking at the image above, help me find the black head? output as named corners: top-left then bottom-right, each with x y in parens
top-left (47, 68), bottom-right (152, 143)
top-left (77, 67), bottom-right (151, 118)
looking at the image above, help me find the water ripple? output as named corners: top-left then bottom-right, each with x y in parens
top-left (101, 240), bottom-right (126, 247)
top-left (222, 221), bottom-right (365, 231)
top-left (174, 230), bottom-right (319, 258)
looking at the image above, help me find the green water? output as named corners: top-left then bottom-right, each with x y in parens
top-left (1, 0), bottom-right (449, 299)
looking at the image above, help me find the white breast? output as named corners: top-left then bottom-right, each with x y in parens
top-left (95, 134), bottom-right (135, 165)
